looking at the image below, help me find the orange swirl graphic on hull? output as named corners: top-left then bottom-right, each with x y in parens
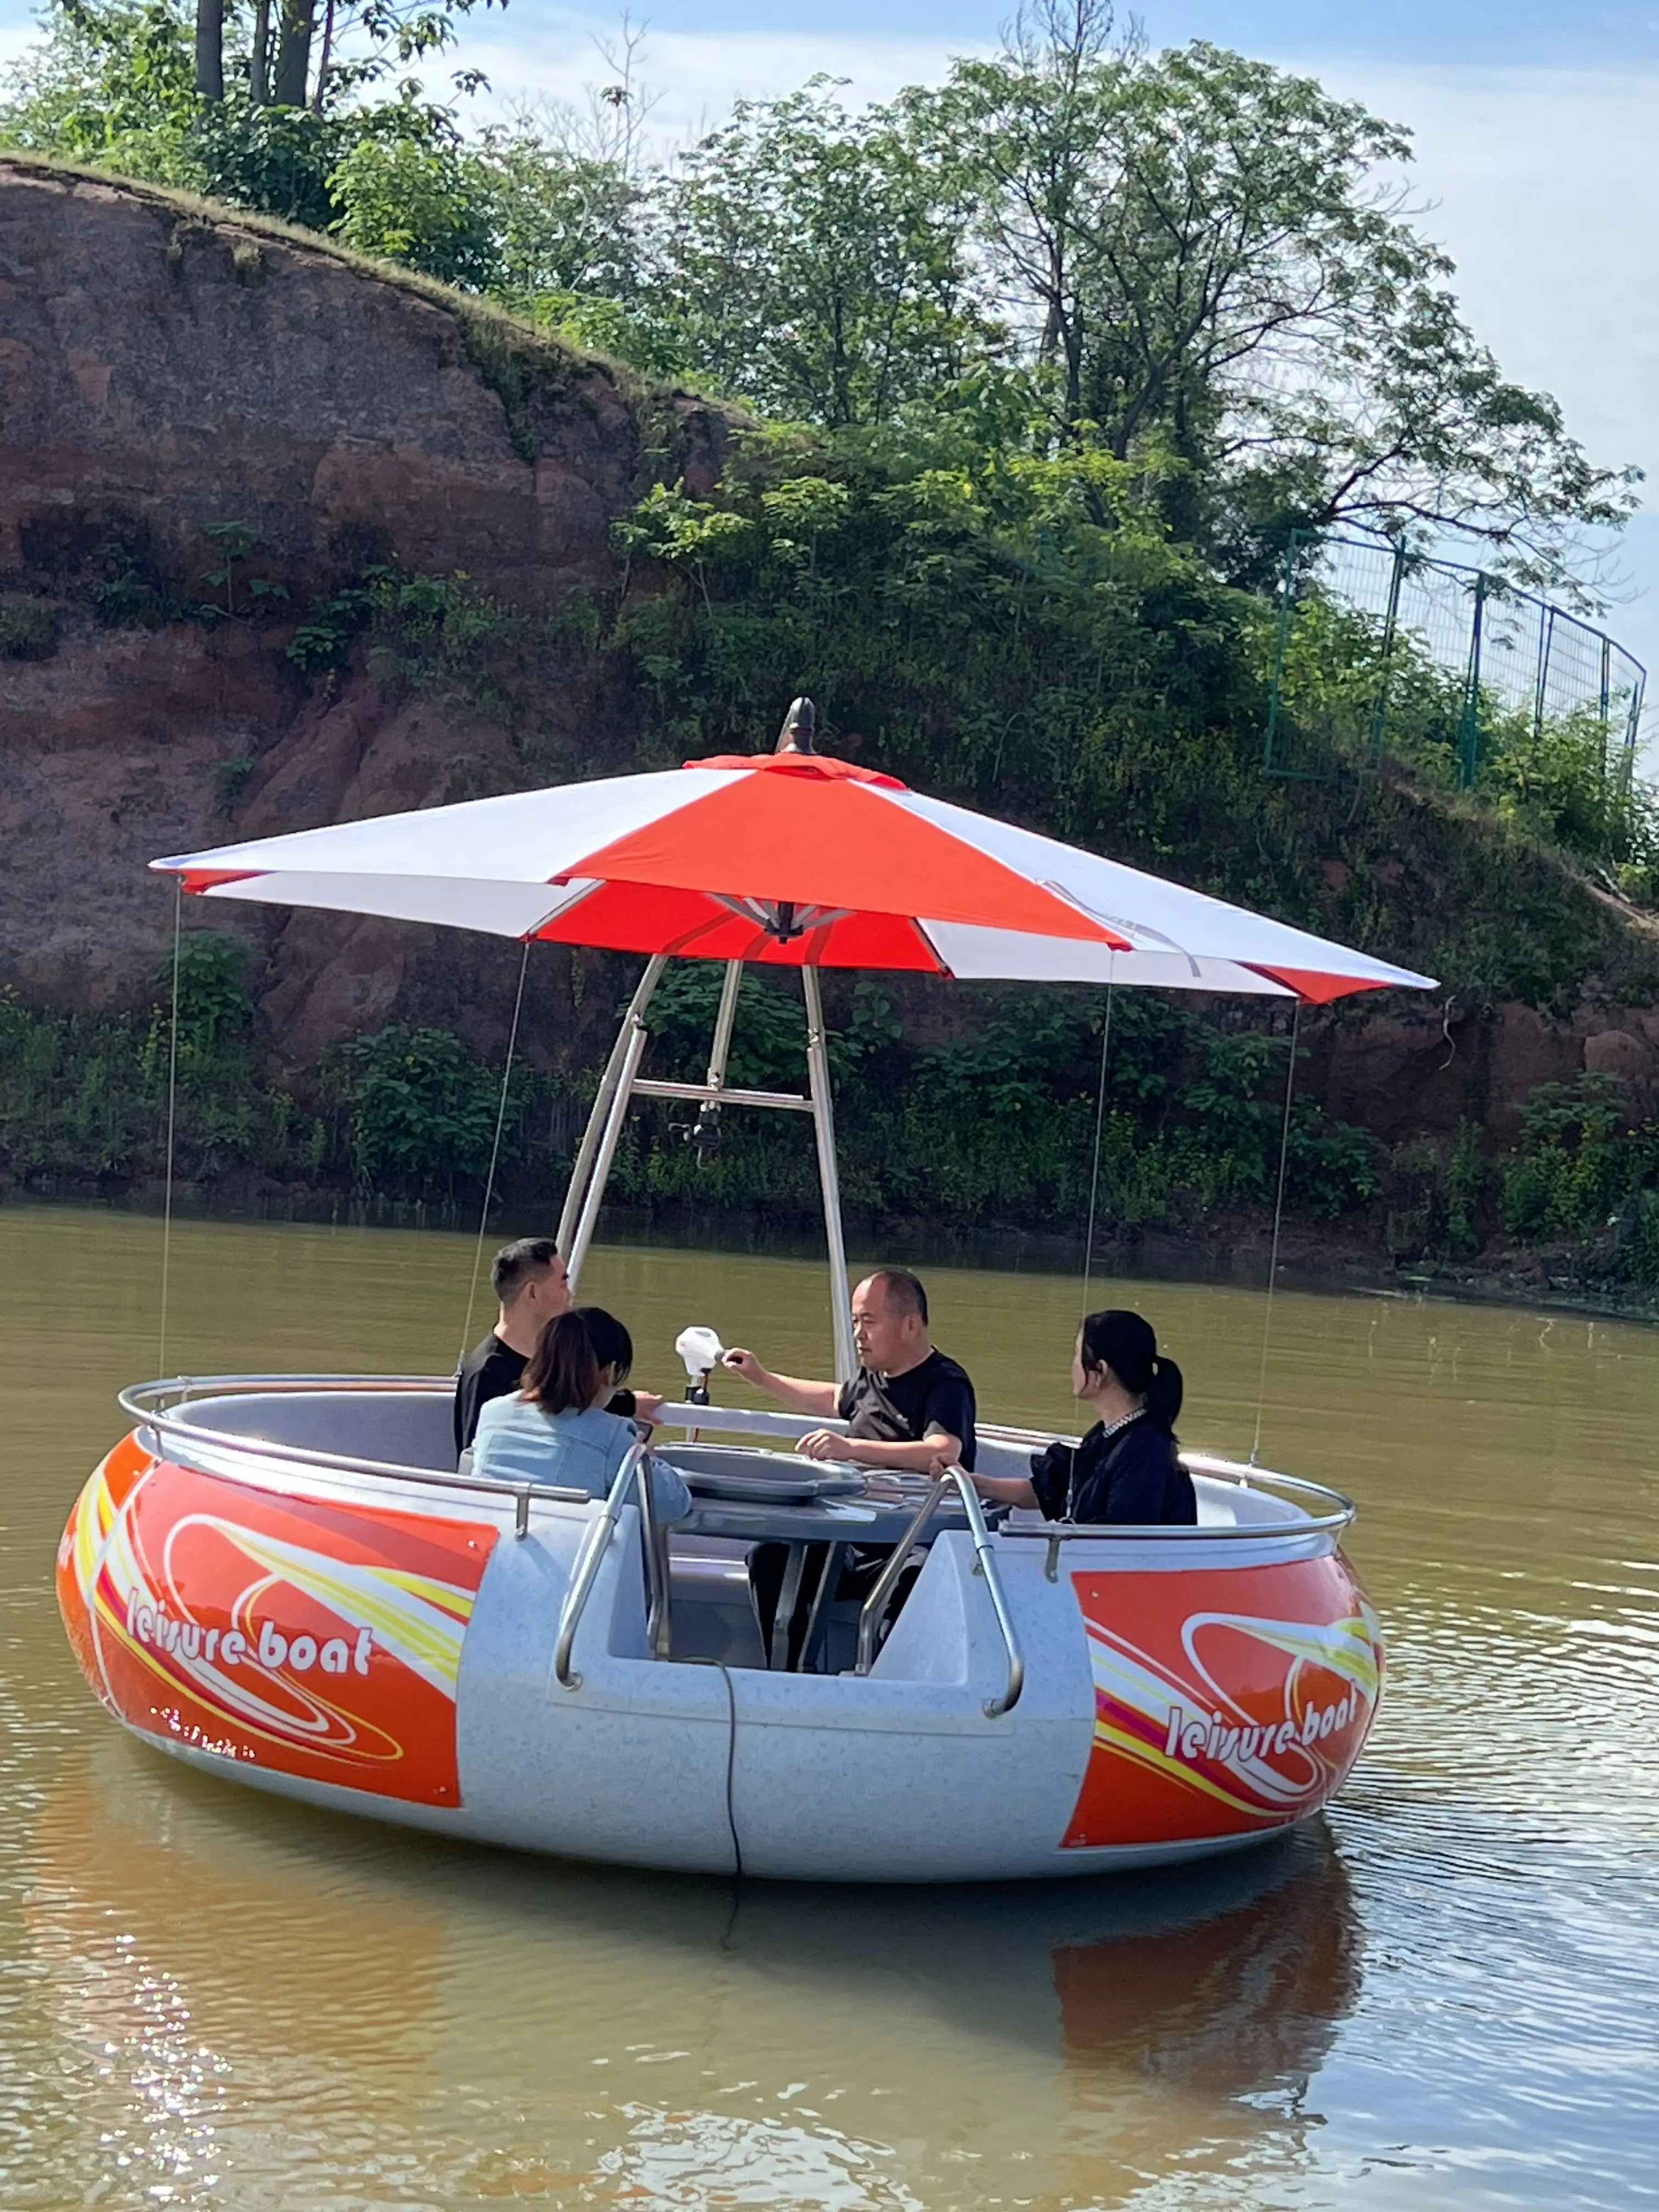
top-left (57, 1437), bottom-right (500, 1805)
top-left (1063, 1558), bottom-right (1383, 1849)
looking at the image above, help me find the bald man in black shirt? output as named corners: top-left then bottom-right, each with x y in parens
top-left (724, 1268), bottom-right (977, 1666)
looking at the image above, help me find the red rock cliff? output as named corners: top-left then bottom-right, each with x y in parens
top-left (0, 157), bottom-right (721, 1061)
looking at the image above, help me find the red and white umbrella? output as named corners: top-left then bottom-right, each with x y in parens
top-left (154, 749), bottom-right (1434, 1003)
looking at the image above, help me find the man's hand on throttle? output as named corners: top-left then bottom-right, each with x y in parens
top-left (721, 1348), bottom-right (767, 1385)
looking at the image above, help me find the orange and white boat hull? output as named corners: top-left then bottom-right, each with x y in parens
top-left (58, 1421), bottom-right (1381, 1881)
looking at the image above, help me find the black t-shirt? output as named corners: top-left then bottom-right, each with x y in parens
top-left (1029, 1415), bottom-right (1195, 1525)
top-left (454, 1334), bottom-right (526, 1456)
top-left (453, 1333), bottom-right (638, 1457)
top-left (836, 1349), bottom-right (978, 1471)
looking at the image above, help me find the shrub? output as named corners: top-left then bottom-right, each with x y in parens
top-left (0, 597), bottom-right (60, 659)
top-left (1500, 1073), bottom-right (1636, 1240)
top-left (323, 1025), bottom-right (505, 1195)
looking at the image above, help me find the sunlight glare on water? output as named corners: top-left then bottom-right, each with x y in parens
top-left (0, 1205), bottom-right (1655, 2210)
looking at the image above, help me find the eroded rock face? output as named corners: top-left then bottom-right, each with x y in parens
top-left (1314, 1000), bottom-right (1658, 1152)
top-left (0, 164), bottom-right (649, 602)
top-left (0, 159), bottom-right (714, 1051)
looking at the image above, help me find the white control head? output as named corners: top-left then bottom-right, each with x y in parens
top-left (674, 1325), bottom-right (726, 1381)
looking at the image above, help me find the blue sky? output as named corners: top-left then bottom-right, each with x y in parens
top-left (418, 0), bottom-right (1659, 70)
top-left (3, 0), bottom-right (1656, 704)
top-left (531, 0), bottom-right (1659, 68)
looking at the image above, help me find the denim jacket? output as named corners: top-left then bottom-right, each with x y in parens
top-left (471, 1398), bottom-right (691, 1521)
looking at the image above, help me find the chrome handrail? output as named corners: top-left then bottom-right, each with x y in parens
top-left (635, 1440), bottom-right (674, 1661)
top-left (116, 1375), bottom-right (590, 1525)
top-left (854, 1475), bottom-right (946, 1675)
top-left (955, 1471), bottom-right (1026, 1718)
top-left (854, 1468), bottom-right (1024, 1719)
top-left (553, 1440), bottom-right (653, 1691)
top-left (976, 1423), bottom-right (1356, 1538)
top-left (997, 1506), bottom-right (1351, 1543)
top-left (124, 1374), bottom-right (455, 1404)
top-left (112, 1380), bottom-right (1351, 1543)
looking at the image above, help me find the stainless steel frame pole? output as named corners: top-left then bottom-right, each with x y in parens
top-left (557, 955), bottom-right (666, 1261)
top-left (802, 966), bottom-right (855, 1383)
top-left (706, 960), bottom-right (743, 1090)
top-left (566, 1015), bottom-right (650, 1293)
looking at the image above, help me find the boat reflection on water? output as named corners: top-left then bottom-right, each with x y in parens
top-left (25, 1739), bottom-right (1362, 2208)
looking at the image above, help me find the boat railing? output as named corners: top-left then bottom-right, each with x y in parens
top-left (635, 1443), bottom-right (674, 1662)
top-left (553, 1439), bottom-right (658, 1691)
top-left (994, 1456), bottom-right (1355, 1551)
top-left (114, 1378), bottom-right (1356, 1547)
top-left (117, 1374), bottom-right (589, 1537)
top-left (855, 1467), bottom-right (1025, 1718)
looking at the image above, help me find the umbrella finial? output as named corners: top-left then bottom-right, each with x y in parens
top-left (775, 697), bottom-right (816, 754)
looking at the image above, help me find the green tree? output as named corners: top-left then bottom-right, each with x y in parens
top-left (1, 0), bottom-right (503, 234)
top-left (915, 0), bottom-right (1637, 584)
top-left (654, 80), bottom-right (998, 427)
top-left (329, 101), bottom-right (495, 282)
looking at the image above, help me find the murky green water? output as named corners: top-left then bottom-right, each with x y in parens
top-left (1, 1204), bottom-right (1655, 2209)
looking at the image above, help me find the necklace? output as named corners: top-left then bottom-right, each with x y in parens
top-left (1066, 1405), bottom-right (1146, 1521)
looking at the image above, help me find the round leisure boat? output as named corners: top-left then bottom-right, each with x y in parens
top-left (57, 702), bottom-right (1427, 1882)
top-left (60, 1384), bottom-right (1379, 1881)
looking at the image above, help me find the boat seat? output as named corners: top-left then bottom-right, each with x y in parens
top-left (666, 1540), bottom-right (765, 1668)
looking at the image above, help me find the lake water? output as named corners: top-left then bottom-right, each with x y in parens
top-left (1, 1204), bottom-right (1655, 2210)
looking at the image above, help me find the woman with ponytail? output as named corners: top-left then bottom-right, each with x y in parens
top-left (968, 1310), bottom-right (1195, 1526)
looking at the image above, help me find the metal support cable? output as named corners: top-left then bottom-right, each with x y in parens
top-left (157, 882), bottom-right (183, 1380)
top-left (1250, 1001), bottom-right (1302, 1468)
top-left (1080, 961), bottom-right (1116, 1324)
top-left (458, 942), bottom-right (531, 1369)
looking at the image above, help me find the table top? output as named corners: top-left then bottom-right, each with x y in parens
top-left (678, 1475), bottom-right (987, 1548)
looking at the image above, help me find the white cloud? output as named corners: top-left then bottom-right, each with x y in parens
top-left (1312, 61), bottom-right (1659, 489)
top-left (1302, 61), bottom-right (1659, 708)
top-left (450, 14), bottom-right (970, 149)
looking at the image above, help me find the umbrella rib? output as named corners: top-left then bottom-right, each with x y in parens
top-left (909, 922), bottom-right (953, 977)
top-left (523, 878), bottom-right (601, 939)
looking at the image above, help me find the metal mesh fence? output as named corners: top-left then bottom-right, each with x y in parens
top-left (1263, 531), bottom-right (1647, 861)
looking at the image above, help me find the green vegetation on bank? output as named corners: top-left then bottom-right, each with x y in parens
top-left (8, 953), bottom-right (1659, 1292)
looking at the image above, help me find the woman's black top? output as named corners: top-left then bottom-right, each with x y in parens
top-left (1029, 1414), bottom-right (1196, 1526)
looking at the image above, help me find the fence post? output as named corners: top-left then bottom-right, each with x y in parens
top-left (1367, 538), bottom-right (1408, 766)
top-left (1599, 635), bottom-right (1612, 787)
top-left (1262, 531), bottom-right (1302, 774)
top-left (1532, 603), bottom-right (1554, 747)
top-left (1618, 663), bottom-right (1645, 861)
top-left (1457, 573), bottom-right (1487, 788)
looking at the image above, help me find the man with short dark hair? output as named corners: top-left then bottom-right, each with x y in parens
top-left (455, 1242), bottom-right (662, 1458)
top-left (453, 1239), bottom-right (571, 1458)
top-left (725, 1269), bottom-right (977, 1665)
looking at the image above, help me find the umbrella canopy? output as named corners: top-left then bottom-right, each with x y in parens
top-left (154, 751), bottom-right (1435, 1003)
